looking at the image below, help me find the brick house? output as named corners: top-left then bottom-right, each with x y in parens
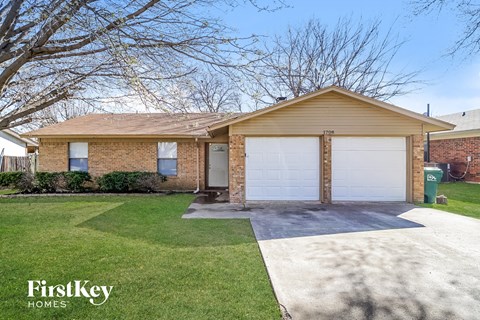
top-left (24, 86), bottom-right (454, 203)
top-left (429, 109), bottom-right (480, 182)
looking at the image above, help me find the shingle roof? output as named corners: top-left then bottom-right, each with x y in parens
top-left (434, 109), bottom-right (480, 133)
top-left (23, 113), bottom-right (237, 138)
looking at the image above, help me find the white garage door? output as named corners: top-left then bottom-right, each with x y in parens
top-left (245, 137), bottom-right (320, 200)
top-left (332, 137), bottom-right (406, 201)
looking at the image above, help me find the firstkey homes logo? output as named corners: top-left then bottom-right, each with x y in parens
top-left (27, 280), bottom-right (113, 308)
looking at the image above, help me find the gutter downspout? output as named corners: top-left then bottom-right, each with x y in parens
top-left (194, 138), bottom-right (200, 194)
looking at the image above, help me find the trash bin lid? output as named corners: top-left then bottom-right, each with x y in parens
top-left (424, 167), bottom-right (443, 172)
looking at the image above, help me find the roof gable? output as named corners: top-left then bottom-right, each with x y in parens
top-left (209, 86), bottom-right (454, 133)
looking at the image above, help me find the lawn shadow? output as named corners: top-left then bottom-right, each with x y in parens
top-left (77, 200), bottom-right (257, 248)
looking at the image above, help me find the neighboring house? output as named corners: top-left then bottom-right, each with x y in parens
top-left (429, 109), bottom-right (480, 182)
top-left (0, 129), bottom-right (38, 156)
top-left (23, 86), bottom-right (453, 203)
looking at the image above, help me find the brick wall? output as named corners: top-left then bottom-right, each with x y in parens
top-left (38, 140), bottom-right (68, 172)
top-left (89, 141), bottom-right (157, 176)
top-left (228, 135), bottom-right (245, 203)
top-left (412, 135), bottom-right (425, 202)
top-left (38, 138), bottom-right (205, 191)
top-left (430, 137), bottom-right (480, 182)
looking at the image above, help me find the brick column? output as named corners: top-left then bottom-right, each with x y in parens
top-left (412, 134), bottom-right (424, 203)
top-left (322, 135), bottom-right (332, 203)
top-left (229, 135), bottom-right (245, 203)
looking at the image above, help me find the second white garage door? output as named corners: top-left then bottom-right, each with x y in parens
top-left (332, 137), bottom-right (407, 201)
top-left (245, 137), bottom-right (320, 200)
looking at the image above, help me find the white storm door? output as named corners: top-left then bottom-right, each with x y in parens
top-left (208, 143), bottom-right (229, 187)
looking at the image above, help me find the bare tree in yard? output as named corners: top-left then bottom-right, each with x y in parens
top-left (0, 0), bottom-right (284, 130)
top-left (411, 0), bottom-right (480, 56)
top-left (245, 18), bottom-right (419, 107)
top-left (161, 70), bottom-right (242, 113)
top-left (189, 71), bottom-right (242, 113)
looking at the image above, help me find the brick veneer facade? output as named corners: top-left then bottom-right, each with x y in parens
top-left (412, 135), bottom-right (425, 203)
top-left (39, 134), bottom-right (425, 202)
top-left (430, 137), bottom-right (480, 182)
top-left (38, 138), bottom-right (206, 190)
top-left (38, 140), bottom-right (68, 172)
top-left (228, 135), bottom-right (245, 203)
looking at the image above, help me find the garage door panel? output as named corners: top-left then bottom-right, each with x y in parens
top-left (246, 137), bottom-right (320, 201)
top-left (332, 137), bottom-right (406, 201)
top-left (301, 170), bottom-right (319, 181)
top-left (334, 137), bottom-right (406, 151)
top-left (265, 170), bottom-right (280, 180)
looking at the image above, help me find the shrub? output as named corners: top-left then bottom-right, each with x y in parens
top-left (14, 172), bottom-right (35, 193)
top-left (63, 172), bottom-right (92, 192)
top-left (35, 172), bottom-right (62, 192)
top-left (0, 172), bottom-right (24, 187)
top-left (97, 171), bottom-right (166, 192)
top-left (134, 173), bottom-right (168, 192)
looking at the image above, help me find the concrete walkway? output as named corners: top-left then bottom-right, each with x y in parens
top-left (183, 202), bottom-right (480, 320)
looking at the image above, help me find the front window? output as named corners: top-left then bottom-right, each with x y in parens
top-left (69, 142), bottom-right (88, 172)
top-left (158, 142), bottom-right (177, 176)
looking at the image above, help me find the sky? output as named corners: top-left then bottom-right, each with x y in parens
top-left (219, 0), bottom-right (480, 117)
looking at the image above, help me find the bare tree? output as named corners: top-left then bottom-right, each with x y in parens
top-left (0, 0), bottom-right (284, 130)
top-left (189, 71), bottom-right (242, 112)
top-left (411, 0), bottom-right (480, 56)
top-left (244, 18), bottom-right (419, 107)
top-left (160, 70), bottom-right (242, 113)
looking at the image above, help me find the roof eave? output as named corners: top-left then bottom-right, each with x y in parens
top-left (21, 133), bottom-right (213, 139)
top-left (430, 128), bottom-right (480, 140)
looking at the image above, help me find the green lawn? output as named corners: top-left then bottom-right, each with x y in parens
top-left (0, 195), bottom-right (280, 319)
top-left (420, 182), bottom-right (480, 219)
top-left (0, 189), bottom-right (18, 195)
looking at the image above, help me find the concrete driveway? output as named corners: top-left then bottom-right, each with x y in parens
top-left (184, 202), bottom-right (480, 320)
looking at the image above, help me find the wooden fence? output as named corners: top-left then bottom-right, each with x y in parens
top-left (0, 154), bottom-right (38, 173)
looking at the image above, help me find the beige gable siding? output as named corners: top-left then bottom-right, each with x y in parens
top-left (231, 92), bottom-right (423, 136)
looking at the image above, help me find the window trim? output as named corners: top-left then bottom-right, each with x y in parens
top-left (69, 142), bottom-right (88, 172)
top-left (158, 142), bottom-right (178, 176)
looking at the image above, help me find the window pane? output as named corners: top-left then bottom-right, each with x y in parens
top-left (158, 159), bottom-right (177, 176)
top-left (69, 158), bottom-right (88, 172)
top-left (70, 142), bottom-right (88, 158)
top-left (158, 142), bottom-right (177, 158)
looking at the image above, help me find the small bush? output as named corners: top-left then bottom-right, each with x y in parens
top-left (97, 171), bottom-right (166, 192)
top-left (134, 173), bottom-right (168, 192)
top-left (0, 172), bottom-right (24, 187)
top-left (35, 172), bottom-right (62, 192)
top-left (14, 172), bottom-right (35, 193)
top-left (63, 172), bottom-right (92, 192)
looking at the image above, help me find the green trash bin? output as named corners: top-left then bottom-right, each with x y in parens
top-left (424, 167), bottom-right (444, 204)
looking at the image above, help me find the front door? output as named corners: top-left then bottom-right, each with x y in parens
top-left (208, 143), bottom-right (229, 188)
